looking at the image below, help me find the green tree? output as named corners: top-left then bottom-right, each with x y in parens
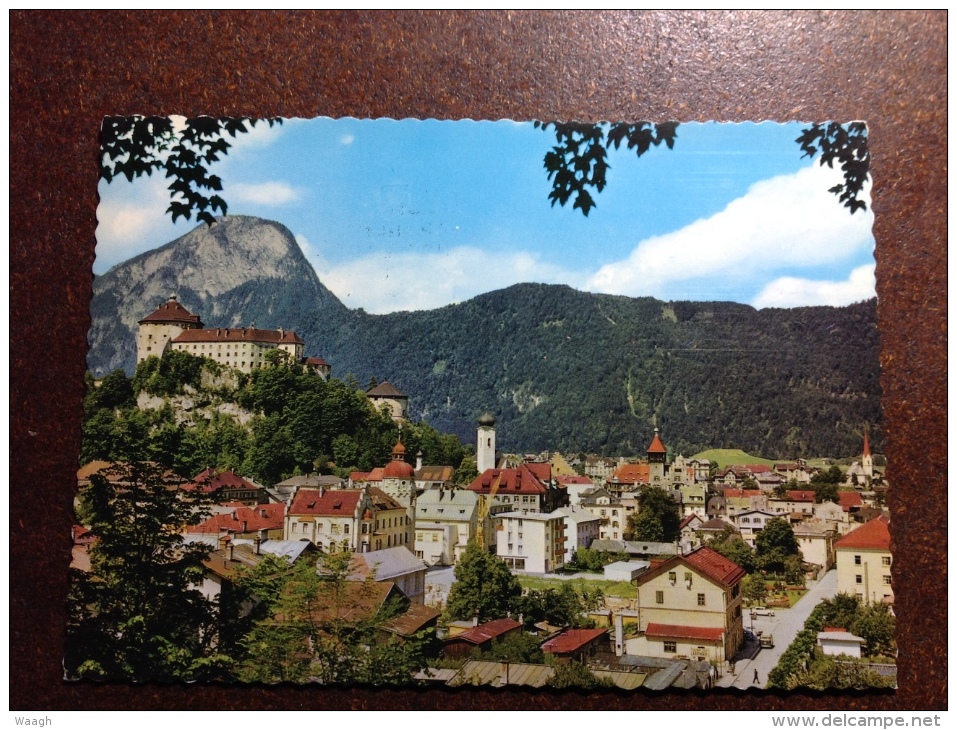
top-left (754, 517), bottom-right (800, 574)
top-left (512, 583), bottom-right (595, 629)
top-left (547, 661), bottom-right (614, 690)
top-left (454, 455), bottom-right (479, 485)
top-left (445, 542), bottom-right (522, 623)
top-left (235, 551), bottom-right (430, 685)
top-left (473, 631), bottom-right (544, 664)
top-left (851, 602), bottom-right (896, 657)
top-left (741, 574), bottom-right (768, 606)
top-left (65, 462), bottom-right (228, 681)
top-left (85, 369), bottom-right (135, 414)
top-left (624, 486), bottom-right (681, 542)
top-left (707, 527), bottom-right (756, 573)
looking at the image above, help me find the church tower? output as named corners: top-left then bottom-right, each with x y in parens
top-left (862, 432), bottom-right (874, 480)
top-left (647, 427), bottom-right (667, 484)
top-left (477, 412), bottom-right (497, 473)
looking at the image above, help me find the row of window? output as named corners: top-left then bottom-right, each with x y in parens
top-left (856, 574), bottom-right (892, 585)
top-left (854, 555), bottom-right (892, 566)
top-left (654, 590), bottom-right (707, 606)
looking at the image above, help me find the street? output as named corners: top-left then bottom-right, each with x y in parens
top-left (717, 569), bottom-right (838, 689)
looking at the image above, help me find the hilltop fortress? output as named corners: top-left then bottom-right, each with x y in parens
top-left (136, 295), bottom-right (330, 377)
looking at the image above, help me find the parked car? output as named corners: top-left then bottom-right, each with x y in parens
top-left (760, 633), bottom-right (775, 648)
top-left (750, 606), bottom-right (775, 617)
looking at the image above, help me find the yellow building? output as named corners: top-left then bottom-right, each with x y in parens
top-left (834, 515), bottom-right (892, 605)
top-left (630, 546), bottom-right (746, 664)
top-left (137, 295), bottom-right (306, 373)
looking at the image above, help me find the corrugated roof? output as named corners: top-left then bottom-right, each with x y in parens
top-left (645, 623), bottom-right (725, 641)
top-left (835, 514), bottom-right (890, 550)
top-left (349, 546), bottom-right (427, 582)
top-left (383, 603), bottom-right (442, 637)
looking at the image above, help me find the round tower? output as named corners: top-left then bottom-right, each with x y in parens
top-left (477, 412), bottom-right (497, 474)
top-left (136, 295), bottom-right (203, 364)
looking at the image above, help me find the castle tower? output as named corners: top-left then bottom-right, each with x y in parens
top-left (647, 427), bottom-right (667, 484)
top-left (136, 295), bottom-right (203, 365)
top-left (477, 412), bottom-right (497, 473)
top-left (862, 432), bottom-right (874, 480)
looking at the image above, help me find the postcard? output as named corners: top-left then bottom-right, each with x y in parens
top-left (70, 117), bottom-right (892, 690)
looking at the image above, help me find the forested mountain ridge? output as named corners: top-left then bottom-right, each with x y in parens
top-left (88, 217), bottom-right (881, 459)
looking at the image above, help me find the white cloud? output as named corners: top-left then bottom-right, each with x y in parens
top-left (314, 246), bottom-right (575, 314)
top-left (583, 163), bottom-right (874, 299)
top-left (228, 181), bottom-right (301, 206)
top-left (751, 264), bottom-right (876, 309)
top-left (340, 134), bottom-right (355, 145)
top-left (95, 176), bottom-right (189, 273)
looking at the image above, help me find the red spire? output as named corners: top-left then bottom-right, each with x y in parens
top-left (863, 432), bottom-right (871, 457)
top-left (647, 427), bottom-right (667, 454)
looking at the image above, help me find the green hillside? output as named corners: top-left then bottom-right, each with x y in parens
top-left (690, 449), bottom-right (777, 468)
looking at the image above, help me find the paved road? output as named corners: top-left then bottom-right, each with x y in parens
top-left (717, 569), bottom-right (838, 689)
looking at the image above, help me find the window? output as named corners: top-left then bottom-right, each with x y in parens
top-left (668, 571), bottom-right (677, 583)
top-left (663, 641), bottom-right (677, 653)
top-left (855, 574), bottom-right (863, 584)
top-left (882, 556), bottom-right (891, 566)
top-left (432, 534), bottom-right (438, 542)
top-left (656, 590), bottom-right (664, 604)
top-left (697, 593), bottom-right (706, 606)
top-left (882, 575), bottom-right (892, 585)
top-left (854, 555), bottom-right (862, 565)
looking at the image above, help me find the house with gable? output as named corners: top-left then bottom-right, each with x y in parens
top-left (348, 546), bottom-right (428, 605)
top-left (187, 467), bottom-right (268, 506)
top-left (579, 487), bottom-right (626, 542)
top-left (366, 381), bottom-right (409, 421)
top-left (630, 546), bottom-right (746, 664)
top-left (834, 514), bottom-right (893, 606)
top-left (466, 464), bottom-right (568, 514)
top-left (284, 485), bottom-right (410, 553)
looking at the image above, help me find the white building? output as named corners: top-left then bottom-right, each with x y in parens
top-left (554, 506), bottom-right (601, 563)
top-left (495, 511), bottom-right (567, 573)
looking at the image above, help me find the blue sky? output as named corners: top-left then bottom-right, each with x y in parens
top-left (96, 118), bottom-right (875, 314)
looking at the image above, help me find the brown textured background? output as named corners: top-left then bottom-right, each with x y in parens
top-left (10, 11), bottom-right (946, 710)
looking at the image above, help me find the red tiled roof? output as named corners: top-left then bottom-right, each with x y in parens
top-left (679, 514), bottom-right (704, 530)
top-left (556, 475), bottom-right (593, 485)
top-left (187, 468), bottom-right (259, 493)
top-left (523, 461), bottom-right (552, 482)
top-left (835, 515), bottom-right (890, 551)
top-left (786, 490), bottom-right (816, 502)
top-left (468, 465), bottom-right (548, 495)
top-left (367, 381), bottom-right (407, 398)
top-left (838, 492), bottom-right (864, 512)
top-left (453, 618), bottom-right (523, 645)
top-left (187, 503), bottom-right (285, 534)
top-left (645, 623), bottom-right (725, 642)
top-left (288, 488), bottom-right (363, 516)
top-left (722, 489), bottom-right (764, 499)
top-left (612, 462), bottom-right (649, 484)
top-left (304, 357), bottom-right (330, 366)
top-left (173, 327), bottom-right (303, 345)
top-left (139, 297), bottom-right (202, 326)
top-left (542, 628), bottom-right (608, 654)
top-left (683, 546), bottom-right (747, 586)
top-left (647, 432), bottom-right (667, 454)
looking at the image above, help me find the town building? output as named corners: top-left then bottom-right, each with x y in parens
top-left (495, 510), bottom-right (567, 572)
top-left (476, 412), bottom-right (498, 473)
top-left (187, 467), bottom-right (267, 505)
top-left (466, 464), bottom-right (568, 515)
top-left (553, 505), bottom-right (601, 562)
top-left (284, 485), bottom-right (410, 553)
top-left (377, 440), bottom-right (417, 509)
top-left (630, 546), bottom-right (746, 664)
top-left (348, 546), bottom-right (428, 605)
top-left (579, 487), bottom-right (626, 541)
top-left (414, 486), bottom-right (481, 565)
top-left (834, 515), bottom-right (893, 605)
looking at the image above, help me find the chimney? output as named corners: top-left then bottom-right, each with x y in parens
top-left (254, 536), bottom-right (262, 555)
top-left (416, 451), bottom-right (423, 471)
top-left (614, 612), bottom-right (624, 656)
top-left (227, 541), bottom-right (234, 561)
top-left (319, 485), bottom-right (325, 498)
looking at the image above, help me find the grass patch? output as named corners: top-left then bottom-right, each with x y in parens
top-left (517, 576), bottom-right (635, 598)
top-left (691, 448), bottom-right (776, 468)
